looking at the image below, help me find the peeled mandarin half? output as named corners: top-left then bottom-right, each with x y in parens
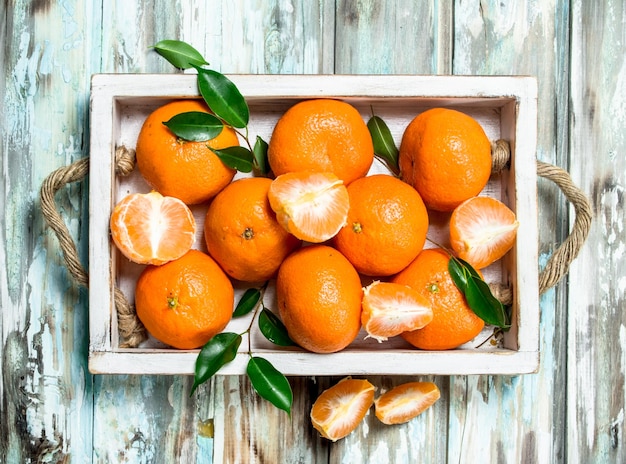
top-left (109, 191), bottom-right (196, 265)
top-left (374, 381), bottom-right (441, 425)
top-left (311, 377), bottom-right (376, 441)
top-left (267, 171), bottom-right (350, 243)
top-left (449, 196), bottom-right (519, 269)
top-left (361, 281), bottom-right (434, 342)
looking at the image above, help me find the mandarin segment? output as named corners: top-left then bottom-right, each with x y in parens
top-left (449, 196), bottom-right (519, 269)
top-left (392, 248), bottom-right (485, 350)
top-left (333, 174), bottom-right (429, 276)
top-left (276, 245), bottom-right (362, 353)
top-left (135, 99), bottom-right (239, 205)
top-left (204, 177), bottom-right (301, 282)
top-left (399, 107), bottom-right (492, 212)
top-left (134, 250), bottom-right (234, 350)
top-left (268, 171), bottom-right (350, 243)
top-left (374, 381), bottom-right (441, 425)
top-left (311, 377), bottom-right (376, 441)
top-left (361, 281), bottom-right (433, 342)
top-left (268, 98), bottom-right (374, 185)
top-left (110, 191), bottom-right (196, 266)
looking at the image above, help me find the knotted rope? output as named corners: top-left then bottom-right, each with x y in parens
top-left (40, 140), bottom-right (592, 346)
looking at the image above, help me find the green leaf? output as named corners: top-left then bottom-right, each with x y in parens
top-left (448, 257), bottom-right (511, 329)
top-left (246, 357), bottom-right (293, 414)
top-left (194, 66), bottom-right (249, 128)
top-left (259, 308), bottom-right (294, 346)
top-left (211, 146), bottom-right (254, 172)
top-left (163, 111), bottom-right (224, 141)
top-left (448, 256), bottom-right (470, 289)
top-left (191, 332), bottom-right (242, 395)
top-left (253, 136), bottom-right (270, 175)
top-left (367, 115), bottom-right (399, 174)
top-left (233, 288), bottom-right (262, 318)
top-left (152, 40), bottom-right (209, 69)
top-left (457, 257), bottom-right (482, 279)
top-left (464, 276), bottom-right (511, 328)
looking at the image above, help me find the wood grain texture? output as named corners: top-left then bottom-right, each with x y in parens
top-left (0, 0), bottom-right (619, 463)
top-left (2, 1), bottom-right (95, 462)
top-left (334, 0), bottom-right (451, 74)
top-left (568, 0), bottom-right (626, 462)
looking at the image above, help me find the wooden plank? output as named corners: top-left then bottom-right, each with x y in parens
top-left (334, 0), bottom-right (451, 74)
top-left (1, 1), bottom-right (99, 463)
top-left (183, 0), bottom-right (336, 74)
top-left (568, 0), bottom-right (626, 461)
top-left (448, 0), bottom-right (570, 462)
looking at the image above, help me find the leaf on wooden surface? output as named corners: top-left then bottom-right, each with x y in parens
top-left (162, 111), bottom-right (223, 141)
top-left (367, 115), bottom-right (399, 175)
top-left (194, 66), bottom-right (249, 128)
top-left (448, 257), bottom-right (511, 329)
top-left (233, 287), bottom-right (263, 318)
top-left (259, 308), bottom-right (294, 346)
top-left (191, 332), bottom-right (242, 395)
top-left (211, 146), bottom-right (254, 172)
top-left (246, 356), bottom-right (293, 415)
top-left (152, 40), bottom-right (209, 69)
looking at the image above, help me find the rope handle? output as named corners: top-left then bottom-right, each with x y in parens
top-left (40, 141), bottom-right (593, 348)
top-left (40, 147), bottom-right (147, 348)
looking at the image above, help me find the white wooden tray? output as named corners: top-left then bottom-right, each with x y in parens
top-left (88, 74), bottom-right (538, 376)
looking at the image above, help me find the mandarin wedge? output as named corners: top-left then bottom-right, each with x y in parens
top-left (110, 191), bottom-right (196, 265)
top-left (268, 171), bottom-right (349, 243)
top-left (361, 281), bottom-right (433, 342)
top-left (374, 381), bottom-right (441, 425)
top-left (449, 196), bottom-right (519, 269)
top-left (311, 377), bottom-right (376, 441)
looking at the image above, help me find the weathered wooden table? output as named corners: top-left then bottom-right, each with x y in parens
top-left (1, 1), bottom-right (621, 463)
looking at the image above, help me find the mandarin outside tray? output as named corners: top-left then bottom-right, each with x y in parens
top-left (88, 74), bottom-right (539, 376)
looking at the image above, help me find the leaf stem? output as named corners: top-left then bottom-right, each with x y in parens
top-left (245, 282), bottom-right (269, 355)
top-left (233, 126), bottom-right (254, 152)
top-left (425, 236), bottom-right (452, 254)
